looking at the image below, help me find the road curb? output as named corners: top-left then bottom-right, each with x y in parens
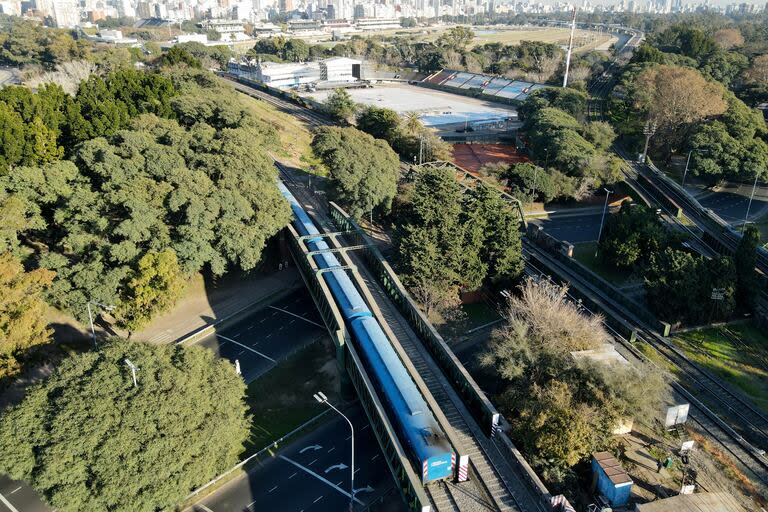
top-left (175, 277), bottom-right (303, 347)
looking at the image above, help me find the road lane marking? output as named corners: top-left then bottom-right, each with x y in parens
top-left (278, 456), bottom-right (364, 505)
top-left (361, 425), bottom-right (369, 431)
top-left (8, 488), bottom-right (20, 495)
top-left (268, 306), bottom-right (323, 328)
top-left (288, 472), bottom-right (297, 479)
top-left (308, 458), bottom-right (317, 466)
top-left (327, 447), bottom-right (335, 453)
top-left (371, 454), bottom-right (379, 461)
top-left (0, 493), bottom-right (19, 512)
top-left (196, 505), bottom-right (214, 512)
top-left (268, 486), bottom-right (278, 493)
top-left (217, 335), bottom-right (276, 363)
top-left (313, 496), bottom-right (323, 503)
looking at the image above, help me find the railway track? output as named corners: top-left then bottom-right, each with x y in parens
top-left (227, 70), bottom-right (768, 502)
top-left (277, 164), bottom-right (547, 511)
top-left (523, 244), bottom-right (768, 491)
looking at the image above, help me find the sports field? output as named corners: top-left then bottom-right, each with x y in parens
top-left (451, 143), bottom-right (527, 172)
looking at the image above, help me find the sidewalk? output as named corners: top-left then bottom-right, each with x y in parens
top-left (132, 268), bottom-right (303, 344)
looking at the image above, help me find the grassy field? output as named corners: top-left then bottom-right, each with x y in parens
top-left (673, 324), bottom-right (768, 414)
top-left (470, 28), bottom-right (613, 50)
top-left (244, 340), bottom-right (340, 456)
top-left (572, 241), bottom-right (633, 285)
top-left (237, 86), bottom-right (326, 173)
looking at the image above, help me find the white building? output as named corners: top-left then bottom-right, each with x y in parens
top-left (320, 57), bottom-right (360, 82)
top-left (228, 56), bottom-right (361, 89)
top-left (175, 33), bottom-right (209, 44)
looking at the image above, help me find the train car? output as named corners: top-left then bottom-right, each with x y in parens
top-left (278, 181), bottom-right (455, 484)
top-left (350, 316), bottom-right (455, 482)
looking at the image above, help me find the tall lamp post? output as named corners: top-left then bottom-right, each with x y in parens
top-left (87, 300), bottom-right (115, 349)
top-left (681, 148), bottom-right (707, 188)
top-left (313, 391), bottom-right (356, 511)
top-left (595, 188), bottom-right (613, 257)
top-left (743, 173), bottom-right (761, 233)
top-left (641, 120), bottom-right (657, 164)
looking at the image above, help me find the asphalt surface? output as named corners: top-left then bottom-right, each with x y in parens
top-left (529, 212), bottom-right (604, 244)
top-left (698, 189), bottom-right (768, 225)
top-left (0, 475), bottom-right (49, 512)
top-left (194, 290), bottom-right (327, 383)
top-left (197, 403), bottom-right (405, 512)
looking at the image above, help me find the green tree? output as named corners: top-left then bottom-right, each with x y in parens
top-left (462, 184), bottom-right (523, 285)
top-left (498, 162), bottom-right (560, 203)
top-left (282, 39), bottom-right (309, 62)
top-left (0, 252), bottom-right (54, 382)
top-left (437, 26), bottom-right (475, 49)
top-left (312, 126), bottom-right (399, 218)
top-left (115, 249), bottom-right (186, 333)
top-left (481, 278), bottom-right (666, 469)
top-left (159, 46), bottom-right (202, 68)
top-left (599, 203), bottom-right (667, 269)
top-left (645, 249), bottom-right (736, 324)
top-left (356, 106), bottom-right (401, 140)
top-left (734, 225), bottom-right (761, 312)
top-left (582, 121), bottom-right (617, 151)
top-left (323, 88), bottom-right (357, 122)
top-left (0, 339), bottom-right (250, 511)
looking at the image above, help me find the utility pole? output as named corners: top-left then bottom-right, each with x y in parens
top-left (681, 149), bottom-right (694, 188)
top-left (562, 6), bottom-right (578, 88)
top-left (743, 173), bottom-right (760, 232)
top-left (125, 359), bottom-right (139, 387)
top-left (641, 119), bottom-right (657, 164)
top-left (87, 300), bottom-right (115, 349)
top-left (595, 188), bottom-right (613, 257)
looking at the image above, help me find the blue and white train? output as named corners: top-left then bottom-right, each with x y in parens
top-left (278, 181), bottom-right (455, 484)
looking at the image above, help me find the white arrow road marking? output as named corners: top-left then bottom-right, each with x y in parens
top-left (324, 463), bottom-right (348, 474)
top-left (300, 444), bottom-right (322, 454)
top-left (279, 456), bottom-right (364, 506)
top-left (356, 485), bottom-right (375, 494)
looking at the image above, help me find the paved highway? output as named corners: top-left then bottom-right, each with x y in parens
top-left (698, 188), bottom-right (768, 226)
top-left (194, 290), bottom-right (326, 383)
top-left (529, 212), bottom-right (604, 244)
top-left (195, 403), bottom-right (404, 512)
top-left (0, 475), bottom-right (49, 512)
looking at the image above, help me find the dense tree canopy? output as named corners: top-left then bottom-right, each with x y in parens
top-left (645, 249), bottom-right (736, 324)
top-left (0, 339), bottom-right (250, 511)
top-left (481, 279), bottom-right (666, 478)
top-left (355, 106), bottom-right (450, 164)
top-left (323, 88), bottom-right (357, 122)
top-left (396, 166), bottom-right (522, 318)
top-left (312, 126), bottom-right (400, 218)
top-left (0, 70), bottom-right (291, 324)
top-left (0, 252), bottom-right (54, 382)
top-left (599, 203), bottom-right (669, 269)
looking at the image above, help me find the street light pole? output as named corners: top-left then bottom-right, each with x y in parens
top-left (87, 300), bottom-right (115, 349)
top-left (641, 120), bottom-right (657, 164)
top-left (314, 392), bottom-right (355, 510)
top-left (595, 188), bottom-right (612, 257)
top-left (743, 173), bottom-right (760, 233)
top-left (682, 149), bottom-right (693, 188)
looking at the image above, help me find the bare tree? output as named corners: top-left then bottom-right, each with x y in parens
top-left (713, 28), bottom-right (744, 50)
top-left (568, 64), bottom-right (591, 84)
top-left (744, 54), bottom-right (768, 85)
top-left (25, 60), bottom-right (96, 95)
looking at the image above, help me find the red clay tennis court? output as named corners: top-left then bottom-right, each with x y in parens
top-left (451, 143), bottom-right (529, 173)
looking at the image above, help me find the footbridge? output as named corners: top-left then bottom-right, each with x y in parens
top-left (277, 164), bottom-right (550, 512)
